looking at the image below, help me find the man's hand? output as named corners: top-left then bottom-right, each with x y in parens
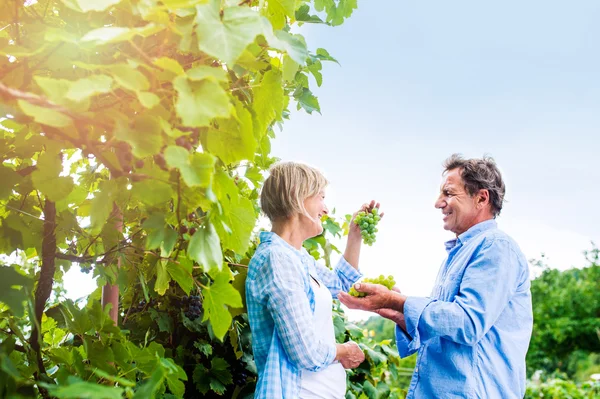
top-left (335, 341), bottom-right (365, 369)
top-left (338, 283), bottom-right (406, 313)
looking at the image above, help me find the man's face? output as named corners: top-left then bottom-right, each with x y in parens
top-left (435, 169), bottom-right (482, 236)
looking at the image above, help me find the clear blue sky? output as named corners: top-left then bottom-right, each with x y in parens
top-left (271, 0), bottom-right (600, 315)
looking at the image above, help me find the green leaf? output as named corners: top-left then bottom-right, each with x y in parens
top-left (89, 181), bottom-right (115, 234)
top-left (131, 179), bottom-right (172, 207)
top-left (295, 4), bottom-right (325, 23)
top-left (266, 0), bottom-right (297, 30)
top-left (174, 76), bottom-right (232, 127)
top-left (137, 92), bottom-right (160, 109)
top-left (155, 260), bottom-right (171, 295)
top-left (195, 0), bottom-right (263, 65)
top-left (188, 224), bottom-right (223, 270)
top-left (132, 367), bottom-right (165, 399)
top-left (163, 146), bottom-right (216, 187)
top-left (282, 54), bottom-right (299, 82)
top-left (193, 357), bottom-right (232, 395)
top-left (326, 0), bottom-right (358, 26)
top-left (0, 266), bottom-right (33, 317)
top-left (0, 165), bottom-right (21, 200)
top-left (213, 171), bottom-right (257, 254)
top-left (206, 103), bottom-right (257, 165)
top-left (60, 0), bottom-right (124, 13)
top-left (65, 75), bottom-right (113, 102)
top-left (167, 258), bottom-right (193, 295)
top-left (202, 269), bottom-right (242, 339)
top-left (43, 327), bottom-right (66, 346)
top-left (253, 70), bottom-right (284, 137)
top-left (115, 116), bottom-right (163, 158)
top-left (43, 377), bottom-right (124, 399)
top-left (17, 100), bottom-right (72, 128)
top-left (150, 308), bottom-right (173, 333)
top-left (154, 57), bottom-right (185, 75)
top-left (142, 213), bottom-right (166, 250)
top-left (34, 76), bottom-right (90, 111)
top-left (160, 358), bottom-right (187, 397)
top-left (31, 151), bottom-right (74, 202)
top-left (108, 65), bottom-right (149, 91)
top-left (194, 340), bottom-right (213, 357)
top-left (186, 65), bottom-right (228, 82)
top-left (261, 19), bottom-right (308, 65)
top-left (296, 88), bottom-right (321, 114)
top-left (315, 47), bottom-right (339, 64)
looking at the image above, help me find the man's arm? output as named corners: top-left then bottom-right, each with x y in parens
top-left (339, 238), bottom-right (523, 349)
top-left (403, 239), bottom-right (522, 348)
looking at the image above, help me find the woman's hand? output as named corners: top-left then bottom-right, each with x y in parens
top-left (335, 341), bottom-right (365, 369)
top-left (349, 200), bottom-right (384, 239)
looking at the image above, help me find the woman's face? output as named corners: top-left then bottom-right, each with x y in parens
top-left (302, 189), bottom-right (328, 238)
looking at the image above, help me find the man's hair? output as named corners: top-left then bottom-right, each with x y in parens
top-left (260, 161), bottom-right (328, 222)
top-left (443, 154), bottom-right (506, 217)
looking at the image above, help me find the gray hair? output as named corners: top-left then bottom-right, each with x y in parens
top-left (443, 154), bottom-right (506, 217)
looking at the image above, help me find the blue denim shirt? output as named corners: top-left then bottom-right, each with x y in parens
top-left (246, 231), bottom-right (362, 398)
top-left (396, 220), bottom-right (533, 399)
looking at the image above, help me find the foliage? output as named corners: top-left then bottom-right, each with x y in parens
top-left (527, 246), bottom-right (600, 379)
top-left (525, 375), bottom-right (600, 399)
top-left (0, 0), bottom-right (393, 398)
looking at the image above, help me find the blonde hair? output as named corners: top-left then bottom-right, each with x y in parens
top-left (260, 161), bottom-right (328, 221)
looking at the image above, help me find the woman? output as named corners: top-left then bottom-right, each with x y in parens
top-left (246, 161), bottom-right (381, 398)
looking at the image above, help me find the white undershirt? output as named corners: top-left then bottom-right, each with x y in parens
top-left (299, 277), bottom-right (347, 399)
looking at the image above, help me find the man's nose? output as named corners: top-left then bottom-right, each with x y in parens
top-left (435, 196), bottom-right (445, 209)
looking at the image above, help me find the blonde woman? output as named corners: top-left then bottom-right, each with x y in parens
top-left (246, 161), bottom-right (382, 399)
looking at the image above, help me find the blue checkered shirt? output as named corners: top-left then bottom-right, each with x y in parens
top-left (246, 231), bottom-right (362, 399)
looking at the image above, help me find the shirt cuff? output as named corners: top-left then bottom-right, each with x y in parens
top-left (336, 256), bottom-right (362, 283)
top-left (404, 296), bottom-right (434, 351)
top-left (395, 324), bottom-right (414, 358)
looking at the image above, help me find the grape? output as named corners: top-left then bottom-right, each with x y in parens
top-left (348, 274), bottom-right (396, 297)
top-left (354, 207), bottom-right (381, 246)
top-left (184, 294), bottom-right (203, 321)
top-left (153, 153), bottom-right (168, 171)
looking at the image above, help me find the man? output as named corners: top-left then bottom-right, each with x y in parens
top-left (338, 154), bottom-right (533, 399)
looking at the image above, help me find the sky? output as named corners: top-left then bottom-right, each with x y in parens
top-left (65, 1), bottom-right (600, 319)
top-left (267, 0), bottom-right (600, 317)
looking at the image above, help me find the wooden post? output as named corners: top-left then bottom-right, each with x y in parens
top-left (102, 203), bottom-right (122, 324)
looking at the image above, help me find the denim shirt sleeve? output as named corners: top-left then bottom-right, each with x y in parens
top-left (307, 253), bottom-right (362, 299)
top-left (261, 250), bottom-right (337, 371)
top-left (395, 324), bottom-right (418, 358)
top-left (404, 238), bottom-right (521, 350)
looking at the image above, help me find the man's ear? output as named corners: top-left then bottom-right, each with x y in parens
top-left (477, 189), bottom-right (490, 208)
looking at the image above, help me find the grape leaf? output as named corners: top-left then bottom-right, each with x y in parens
top-left (195, 0), bottom-right (263, 65)
top-left (188, 223), bottom-right (223, 270)
top-left (201, 270), bottom-right (242, 339)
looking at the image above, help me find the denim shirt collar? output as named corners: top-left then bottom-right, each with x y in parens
top-left (444, 219), bottom-right (497, 253)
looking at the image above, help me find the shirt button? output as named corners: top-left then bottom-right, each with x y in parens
top-left (415, 367), bottom-right (419, 373)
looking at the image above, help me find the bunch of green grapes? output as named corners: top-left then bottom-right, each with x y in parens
top-left (349, 274), bottom-right (396, 297)
top-left (354, 207), bottom-right (381, 245)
